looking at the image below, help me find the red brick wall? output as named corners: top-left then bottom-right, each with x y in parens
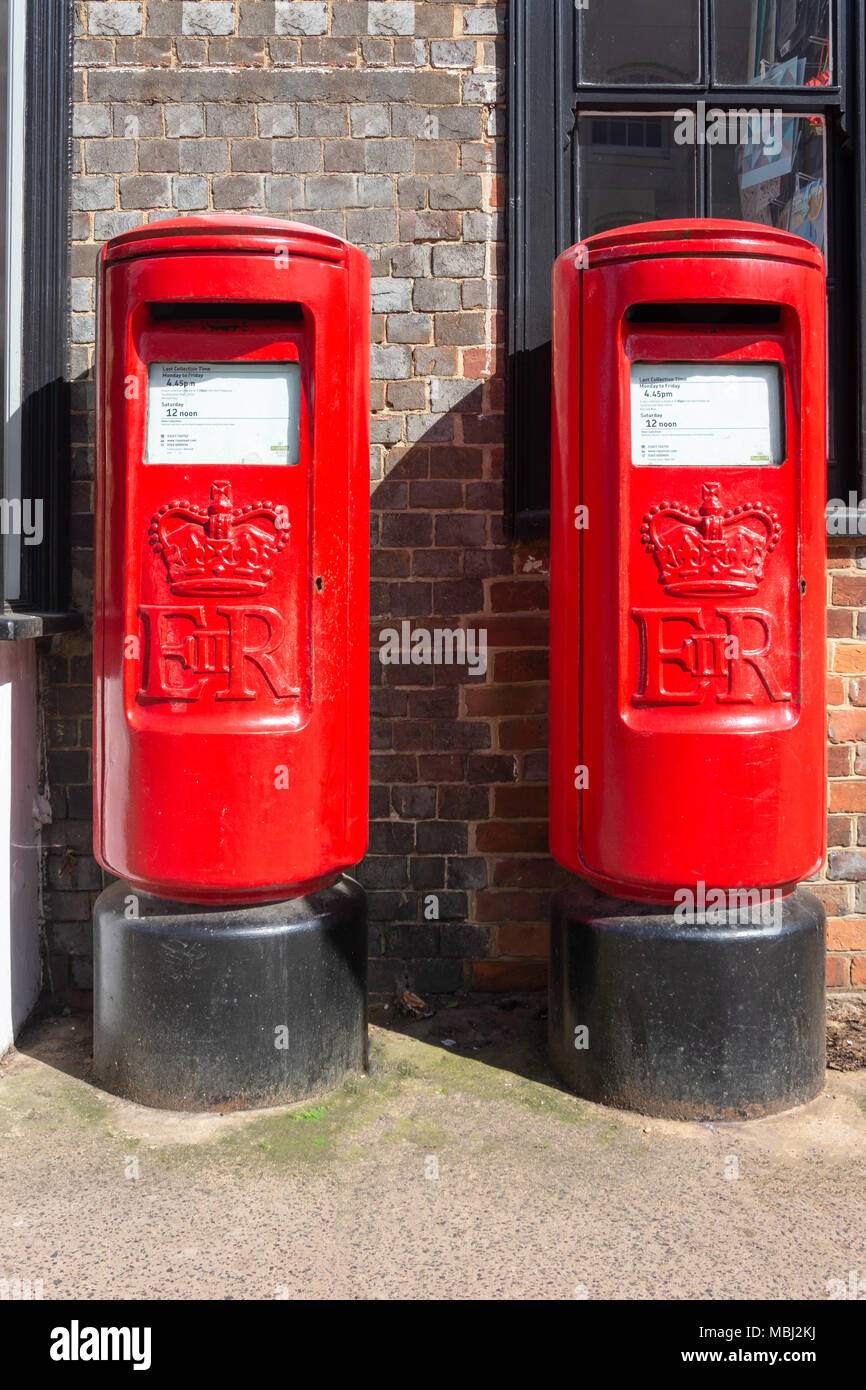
top-left (43, 0), bottom-right (864, 1004)
top-left (821, 540), bottom-right (866, 988)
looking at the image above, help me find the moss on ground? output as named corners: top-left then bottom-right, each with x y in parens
top-left (0, 1067), bottom-right (114, 1138)
top-left (1, 1021), bottom-right (611, 1172)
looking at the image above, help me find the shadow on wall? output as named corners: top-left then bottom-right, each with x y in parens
top-left (364, 405), bottom-right (603, 1002)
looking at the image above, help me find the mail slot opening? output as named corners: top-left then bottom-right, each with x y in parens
top-left (149, 301), bottom-right (305, 323)
top-left (625, 303), bottom-right (782, 325)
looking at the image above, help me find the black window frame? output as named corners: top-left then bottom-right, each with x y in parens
top-left (507, 0), bottom-right (862, 539)
top-left (0, 0), bottom-right (74, 637)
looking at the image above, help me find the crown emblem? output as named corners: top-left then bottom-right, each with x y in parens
top-left (640, 483), bottom-right (781, 596)
top-left (149, 481), bottom-right (290, 596)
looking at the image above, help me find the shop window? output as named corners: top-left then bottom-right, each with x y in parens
top-left (508, 0), bottom-right (857, 537)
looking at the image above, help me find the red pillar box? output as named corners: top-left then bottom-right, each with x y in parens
top-left (550, 220), bottom-right (826, 904)
top-left (547, 222), bottom-right (827, 1118)
top-left (94, 216), bottom-right (370, 904)
top-left (93, 217), bottom-right (371, 1111)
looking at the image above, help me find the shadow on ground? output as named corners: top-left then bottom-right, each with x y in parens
top-left (11, 989), bottom-right (866, 1101)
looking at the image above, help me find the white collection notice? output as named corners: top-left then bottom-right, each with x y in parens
top-left (630, 361), bottom-right (783, 467)
top-left (146, 361), bottom-right (302, 465)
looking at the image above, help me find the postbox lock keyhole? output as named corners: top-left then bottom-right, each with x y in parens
top-left (315, 576), bottom-right (324, 593)
top-left (800, 578), bottom-right (807, 595)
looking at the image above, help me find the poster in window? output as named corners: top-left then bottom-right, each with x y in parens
top-left (787, 177), bottom-right (825, 247)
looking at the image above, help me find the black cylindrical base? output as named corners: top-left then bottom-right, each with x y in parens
top-left (93, 875), bottom-right (367, 1112)
top-left (549, 886), bottom-right (826, 1120)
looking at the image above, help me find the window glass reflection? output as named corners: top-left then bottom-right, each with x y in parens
top-left (577, 116), bottom-right (696, 238)
top-left (579, 0), bottom-right (700, 86)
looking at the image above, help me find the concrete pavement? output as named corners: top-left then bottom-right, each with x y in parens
top-left (1, 999), bottom-right (865, 1301)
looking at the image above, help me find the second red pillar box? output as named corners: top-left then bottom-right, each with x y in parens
top-left (550, 220), bottom-right (827, 904)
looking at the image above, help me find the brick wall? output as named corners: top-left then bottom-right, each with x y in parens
top-left (43, 0), bottom-right (866, 1006)
top-left (822, 540), bottom-right (866, 989)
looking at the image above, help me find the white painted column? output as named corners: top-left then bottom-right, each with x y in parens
top-left (0, 641), bottom-right (41, 1053)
